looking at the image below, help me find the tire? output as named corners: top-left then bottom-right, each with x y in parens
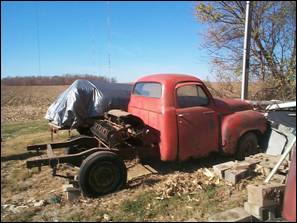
top-left (235, 132), bottom-right (259, 161)
top-left (78, 151), bottom-right (127, 198)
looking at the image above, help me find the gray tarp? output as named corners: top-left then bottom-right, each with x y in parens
top-left (45, 80), bottom-right (132, 129)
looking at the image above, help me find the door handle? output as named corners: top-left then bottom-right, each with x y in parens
top-left (203, 111), bottom-right (215, 115)
top-left (178, 113), bottom-right (189, 117)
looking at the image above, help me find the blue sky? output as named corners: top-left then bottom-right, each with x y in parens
top-left (1, 1), bottom-right (212, 82)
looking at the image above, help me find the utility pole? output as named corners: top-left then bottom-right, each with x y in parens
top-left (241, 1), bottom-right (252, 100)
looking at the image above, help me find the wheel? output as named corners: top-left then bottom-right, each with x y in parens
top-left (235, 132), bottom-right (259, 161)
top-left (78, 151), bottom-right (127, 198)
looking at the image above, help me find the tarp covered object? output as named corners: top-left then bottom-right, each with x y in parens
top-left (45, 80), bottom-right (132, 129)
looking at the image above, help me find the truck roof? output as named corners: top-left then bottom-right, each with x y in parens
top-left (136, 74), bottom-right (203, 85)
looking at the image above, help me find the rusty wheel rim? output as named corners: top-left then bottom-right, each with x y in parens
top-left (88, 161), bottom-right (118, 194)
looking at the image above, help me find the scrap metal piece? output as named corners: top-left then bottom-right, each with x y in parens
top-left (264, 138), bottom-right (296, 183)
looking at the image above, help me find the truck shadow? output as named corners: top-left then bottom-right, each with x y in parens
top-left (1, 152), bottom-right (43, 162)
top-left (141, 153), bottom-right (236, 175)
top-left (125, 153), bottom-right (237, 190)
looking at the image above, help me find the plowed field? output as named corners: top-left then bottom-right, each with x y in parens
top-left (1, 85), bottom-right (68, 123)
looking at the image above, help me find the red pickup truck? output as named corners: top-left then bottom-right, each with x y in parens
top-left (26, 74), bottom-right (268, 197)
top-left (128, 74), bottom-right (267, 161)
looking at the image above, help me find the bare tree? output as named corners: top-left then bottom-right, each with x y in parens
top-left (196, 1), bottom-right (296, 100)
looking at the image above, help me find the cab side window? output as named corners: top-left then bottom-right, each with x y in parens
top-left (176, 85), bottom-right (209, 108)
top-left (133, 82), bottom-right (162, 98)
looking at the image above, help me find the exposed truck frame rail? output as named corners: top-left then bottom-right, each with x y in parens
top-left (26, 135), bottom-right (131, 198)
top-left (26, 136), bottom-right (115, 169)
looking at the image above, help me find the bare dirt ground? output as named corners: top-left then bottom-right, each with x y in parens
top-left (0, 84), bottom-right (282, 221)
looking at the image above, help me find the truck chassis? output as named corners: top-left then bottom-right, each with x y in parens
top-left (26, 111), bottom-right (144, 198)
top-left (27, 136), bottom-right (113, 169)
top-left (27, 135), bottom-right (137, 197)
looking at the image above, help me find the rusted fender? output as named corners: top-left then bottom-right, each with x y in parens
top-left (221, 110), bottom-right (268, 155)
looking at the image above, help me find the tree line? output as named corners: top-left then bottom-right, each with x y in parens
top-left (1, 74), bottom-right (117, 86)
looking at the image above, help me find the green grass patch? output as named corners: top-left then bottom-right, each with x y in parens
top-left (114, 191), bottom-right (159, 221)
top-left (114, 191), bottom-right (196, 221)
top-left (1, 120), bottom-right (78, 157)
top-left (204, 184), bottom-right (217, 199)
top-left (111, 184), bottom-right (241, 221)
top-left (64, 213), bottom-right (84, 222)
top-left (1, 119), bottom-right (48, 139)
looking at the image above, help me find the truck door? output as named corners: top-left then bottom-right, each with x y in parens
top-left (175, 83), bottom-right (219, 161)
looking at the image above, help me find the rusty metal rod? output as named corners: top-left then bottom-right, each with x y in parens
top-left (264, 137), bottom-right (296, 183)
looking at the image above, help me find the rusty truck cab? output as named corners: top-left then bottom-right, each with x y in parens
top-left (128, 74), bottom-right (220, 161)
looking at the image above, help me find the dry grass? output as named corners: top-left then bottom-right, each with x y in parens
top-left (204, 81), bottom-right (271, 100)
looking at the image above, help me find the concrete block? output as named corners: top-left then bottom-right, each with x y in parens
top-left (247, 184), bottom-right (285, 207)
top-left (213, 161), bottom-right (235, 179)
top-left (243, 158), bottom-right (261, 169)
top-left (208, 207), bottom-right (252, 222)
top-left (244, 202), bottom-right (262, 218)
top-left (233, 162), bottom-right (250, 170)
top-left (246, 153), bottom-right (279, 162)
top-left (271, 174), bottom-right (287, 184)
top-left (63, 184), bottom-right (81, 202)
top-left (224, 168), bottom-right (249, 184)
top-left (233, 160), bottom-right (259, 171)
top-left (244, 202), bottom-right (281, 221)
top-left (66, 189), bottom-right (81, 202)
